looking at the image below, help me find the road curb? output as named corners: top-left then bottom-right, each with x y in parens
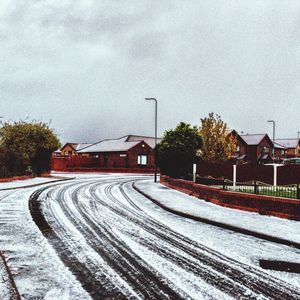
top-left (0, 251), bottom-right (21, 300)
top-left (133, 182), bottom-right (300, 250)
top-left (0, 177), bottom-right (75, 191)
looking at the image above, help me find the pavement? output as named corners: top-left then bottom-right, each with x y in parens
top-left (0, 176), bottom-right (75, 191)
top-left (134, 179), bottom-right (300, 249)
top-left (1, 174), bottom-right (300, 297)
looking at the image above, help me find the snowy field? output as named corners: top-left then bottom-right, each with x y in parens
top-left (0, 173), bottom-right (300, 299)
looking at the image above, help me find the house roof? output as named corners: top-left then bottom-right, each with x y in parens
top-left (274, 139), bottom-right (299, 149)
top-left (239, 134), bottom-right (268, 146)
top-left (60, 142), bottom-right (92, 151)
top-left (126, 135), bottom-right (162, 149)
top-left (73, 143), bottom-right (92, 151)
top-left (273, 141), bottom-right (287, 150)
top-left (77, 136), bottom-right (145, 153)
top-left (226, 129), bottom-right (237, 135)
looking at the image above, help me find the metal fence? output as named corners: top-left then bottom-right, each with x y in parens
top-left (195, 176), bottom-right (300, 200)
top-left (223, 180), bottom-right (300, 200)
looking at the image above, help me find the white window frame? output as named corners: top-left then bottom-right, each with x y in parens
top-left (263, 146), bottom-right (269, 153)
top-left (137, 155), bottom-right (147, 166)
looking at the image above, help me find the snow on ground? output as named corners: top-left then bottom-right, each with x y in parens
top-left (116, 229), bottom-right (233, 300)
top-left (0, 254), bottom-right (16, 300)
top-left (51, 171), bottom-right (153, 180)
top-left (0, 187), bottom-right (91, 299)
top-left (132, 179), bottom-right (300, 287)
top-left (0, 176), bottom-right (65, 190)
top-left (1, 173), bottom-right (300, 298)
top-left (135, 179), bottom-right (300, 244)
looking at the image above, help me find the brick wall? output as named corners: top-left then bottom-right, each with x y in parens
top-left (51, 157), bottom-right (155, 173)
top-left (161, 175), bottom-right (300, 221)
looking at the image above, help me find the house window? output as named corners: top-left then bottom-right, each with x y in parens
top-left (263, 146), bottom-right (269, 153)
top-left (137, 155), bottom-right (147, 165)
top-left (236, 145), bottom-right (240, 152)
top-left (280, 149), bottom-right (285, 155)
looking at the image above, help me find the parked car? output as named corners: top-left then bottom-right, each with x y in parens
top-left (282, 158), bottom-right (300, 165)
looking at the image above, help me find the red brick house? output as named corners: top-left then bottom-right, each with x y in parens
top-left (233, 133), bottom-right (273, 164)
top-left (52, 135), bottom-right (161, 171)
top-left (56, 143), bottom-right (92, 157)
top-left (77, 135), bottom-right (157, 168)
top-left (274, 139), bottom-right (300, 158)
top-left (274, 141), bottom-right (287, 160)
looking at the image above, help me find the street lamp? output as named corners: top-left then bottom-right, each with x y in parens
top-left (145, 97), bottom-right (158, 183)
top-left (267, 120), bottom-right (275, 162)
top-left (297, 131), bottom-right (300, 157)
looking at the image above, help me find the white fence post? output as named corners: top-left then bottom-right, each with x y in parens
top-left (233, 164), bottom-right (237, 190)
top-left (193, 164), bottom-right (197, 183)
top-left (273, 165), bottom-right (277, 187)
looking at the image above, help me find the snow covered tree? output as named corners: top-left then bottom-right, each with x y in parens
top-left (157, 122), bottom-right (203, 178)
top-left (199, 113), bottom-right (236, 162)
top-left (0, 121), bottom-right (61, 176)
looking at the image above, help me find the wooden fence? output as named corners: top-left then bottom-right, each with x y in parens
top-left (196, 162), bottom-right (300, 185)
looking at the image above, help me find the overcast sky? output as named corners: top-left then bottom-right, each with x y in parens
top-left (1, 0), bottom-right (300, 143)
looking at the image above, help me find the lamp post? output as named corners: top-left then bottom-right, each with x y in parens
top-left (297, 131), bottom-right (300, 157)
top-left (267, 120), bottom-right (275, 163)
top-left (145, 97), bottom-right (158, 183)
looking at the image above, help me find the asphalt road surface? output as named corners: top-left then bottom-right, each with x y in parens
top-left (29, 175), bottom-right (300, 299)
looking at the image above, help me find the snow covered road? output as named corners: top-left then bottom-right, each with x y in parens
top-left (1, 173), bottom-right (300, 299)
top-left (25, 174), bottom-right (300, 299)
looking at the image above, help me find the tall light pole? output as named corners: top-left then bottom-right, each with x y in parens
top-left (267, 120), bottom-right (275, 162)
top-left (297, 131), bottom-right (300, 157)
top-left (145, 97), bottom-right (158, 183)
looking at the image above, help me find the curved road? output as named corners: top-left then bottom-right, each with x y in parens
top-left (29, 175), bottom-right (300, 299)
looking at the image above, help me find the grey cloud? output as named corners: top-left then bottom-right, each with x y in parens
top-left (1, 1), bottom-right (300, 144)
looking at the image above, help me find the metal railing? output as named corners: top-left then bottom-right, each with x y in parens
top-left (223, 180), bottom-right (300, 200)
top-left (193, 175), bottom-right (300, 200)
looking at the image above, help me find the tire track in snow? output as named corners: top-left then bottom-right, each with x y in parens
top-left (91, 180), bottom-right (300, 299)
top-left (67, 181), bottom-right (187, 299)
top-left (29, 176), bottom-right (300, 299)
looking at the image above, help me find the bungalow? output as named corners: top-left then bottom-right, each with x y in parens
top-left (76, 135), bottom-right (160, 169)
